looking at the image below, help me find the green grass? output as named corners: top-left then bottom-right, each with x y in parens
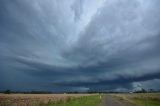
top-left (47, 95), bottom-right (102, 106)
top-left (131, 93), bottom-right (160, 106)
top-left (133, 98), bottom-right (160, 106)
top-left (112, 93), bottom-right (160, 106)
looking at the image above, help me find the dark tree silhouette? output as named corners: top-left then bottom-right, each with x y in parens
top-left (5, 90), bottom-right (11, 94)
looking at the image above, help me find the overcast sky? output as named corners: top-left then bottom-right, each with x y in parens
top-left (0, 0), bottom-right (160, 92)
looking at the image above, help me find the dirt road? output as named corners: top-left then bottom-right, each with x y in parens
top-left (99, 95), bottom-right (134, 106)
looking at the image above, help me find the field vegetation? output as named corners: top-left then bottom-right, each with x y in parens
top-left (0, 94), bottom-right (102, 106)
top-left (112, 93), bottom-right (160, 106)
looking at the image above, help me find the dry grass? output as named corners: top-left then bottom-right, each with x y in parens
top-left (0, 94), bottom-right (96, 106)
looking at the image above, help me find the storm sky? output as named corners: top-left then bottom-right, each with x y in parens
top-left (0, 0), bottom-right (160, 92)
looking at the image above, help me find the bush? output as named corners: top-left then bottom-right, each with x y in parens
top-left (4, 90), bottom-right (11, 94)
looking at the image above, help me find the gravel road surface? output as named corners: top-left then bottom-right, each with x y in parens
top-left (99, 95), bottom-right (134, 106)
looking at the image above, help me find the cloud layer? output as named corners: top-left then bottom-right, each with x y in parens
top-left (0, 0), bottom-right (160, 91)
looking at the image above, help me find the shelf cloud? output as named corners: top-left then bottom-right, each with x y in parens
top-left (0, 0), bottom-right (160, 91)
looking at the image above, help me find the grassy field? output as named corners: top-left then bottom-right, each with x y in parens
top-left (0, 94), bottom-right (102, 106)
top-left (46, 95), bottom-right (102, 106)
top-left (112, 93), bottom-right (160, 106)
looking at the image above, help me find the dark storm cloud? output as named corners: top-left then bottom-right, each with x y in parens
top-left (71, 0), bottom-right (83, 21)
top-left (0, 0), bottom-right (160, 91)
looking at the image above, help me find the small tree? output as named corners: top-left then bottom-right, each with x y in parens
top-left (5, 90), bottom-right (11, 94)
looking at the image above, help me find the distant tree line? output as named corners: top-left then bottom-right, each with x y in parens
top-left (133, 88), bottom-right (160, 93)
top-left (1, 88), bottom-right (160, 94)
top-left (134, 88), bottom-right (147, 93)
top-left (1, 90), bottom-right (52, 94)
